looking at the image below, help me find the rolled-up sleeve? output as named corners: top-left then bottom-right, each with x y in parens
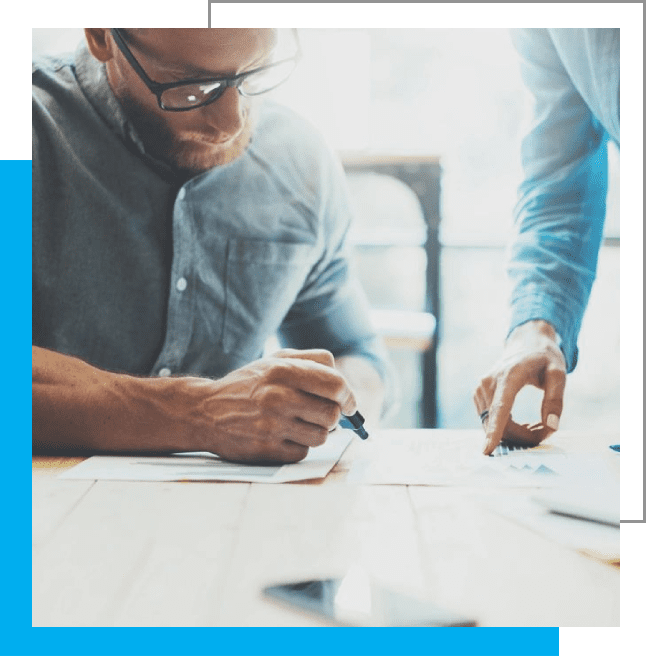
top-left (278, 153), bottom-right (395, 399)
top-left (508, 28), bottom-right (609, 372)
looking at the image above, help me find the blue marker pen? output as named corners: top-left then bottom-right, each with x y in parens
top-left (339, 411), bottom-right (369, 440)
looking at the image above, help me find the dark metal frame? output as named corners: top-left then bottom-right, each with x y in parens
top-left (343, 155), bottom-right (442, 428)
top-left (110, 28), bottom-right (301, 112)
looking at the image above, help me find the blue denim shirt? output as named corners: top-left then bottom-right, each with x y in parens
top-left (32, 44), bottom-right (390, 387)
top-left (508, 29), bottom-right (619, 371)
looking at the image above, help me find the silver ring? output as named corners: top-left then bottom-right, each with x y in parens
top-left (479, 410), bottom-right (489, 424)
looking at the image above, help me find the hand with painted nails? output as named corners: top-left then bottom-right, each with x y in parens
top-left (474, 320), bottom-right (566, 456)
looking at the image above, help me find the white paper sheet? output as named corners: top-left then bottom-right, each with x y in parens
top-left (59, 429), bottom-right (353, 483)
top-left (345, 429), bottom-right (615, 488)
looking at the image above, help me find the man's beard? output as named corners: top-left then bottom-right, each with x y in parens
top-left (117, 92), bottom-right (256, 175)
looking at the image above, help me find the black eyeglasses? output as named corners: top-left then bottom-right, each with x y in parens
top-left (110, 28), bottom-right (301, 112)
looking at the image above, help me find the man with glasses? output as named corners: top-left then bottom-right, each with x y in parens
top-left (32, 29), bottom-right (391, 463)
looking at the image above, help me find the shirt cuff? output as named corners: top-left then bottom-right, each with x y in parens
top-left (508, 296), bottom-right (580, 373)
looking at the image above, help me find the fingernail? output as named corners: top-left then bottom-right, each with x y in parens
top-left (482, 440), bottom-right (491, 455)
top-left (546, 414), bottom-right (560, 431)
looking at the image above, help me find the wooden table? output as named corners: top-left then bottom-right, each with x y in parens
top-left (32, 430), bottom-right (619, 627)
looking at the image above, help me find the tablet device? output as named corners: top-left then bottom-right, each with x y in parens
top-left (263, 570), bottom-right (477, 627)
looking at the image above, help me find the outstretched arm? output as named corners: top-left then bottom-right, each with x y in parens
top-left (33, 346), bottom-right (360, 462)
top-left (474, 29), bottom-right (613, 454)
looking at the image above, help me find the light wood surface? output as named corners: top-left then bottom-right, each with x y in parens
top-left (32, 430), bottom-right (619, 627)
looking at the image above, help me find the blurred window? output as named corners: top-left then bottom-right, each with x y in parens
top-left (274, 29), bottom-right (620, 431)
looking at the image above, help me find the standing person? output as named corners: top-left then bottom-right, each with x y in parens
top-left (33, 28), bottom-right (392, 463)
top-left (473, 29), bottom-right (620, 455)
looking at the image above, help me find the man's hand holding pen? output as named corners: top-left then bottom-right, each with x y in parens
top-left (33, 346), bottom-right (371, 461)
top-left (191, 348), bottom-right (362, 464)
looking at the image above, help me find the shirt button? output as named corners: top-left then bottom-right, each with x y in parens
top-left (158, 367), bottom-right (172, 377)
top-left (176, 277), bottom-right (187, 292)
top-left (177, 188), bottom-right (186, 201)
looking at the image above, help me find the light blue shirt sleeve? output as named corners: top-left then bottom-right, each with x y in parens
top-left (508, 28), bottom-right (618, 371)
top-left (277, 151), bottom-right (395, 394)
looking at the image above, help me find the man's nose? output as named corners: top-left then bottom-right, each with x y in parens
top-left (200, 86), bottom-right (246, 142)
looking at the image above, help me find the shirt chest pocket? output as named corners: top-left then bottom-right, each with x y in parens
top-left (218, 238), bottom-right (317, 356)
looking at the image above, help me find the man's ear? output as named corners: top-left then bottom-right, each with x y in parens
top-left (84, 29), bottom-right (114, 63)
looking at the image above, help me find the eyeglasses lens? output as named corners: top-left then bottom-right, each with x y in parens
top-left (160, 80), bottom-right (225, 109)
top-left (157, 27), bottom-right (299, 110)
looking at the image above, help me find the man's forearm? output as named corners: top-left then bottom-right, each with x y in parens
top-left (32, 346), bottom-right (195, 453)
top-left (507, 319), bottom-right (558, 345)
top-left (33, 346), bottom-right (374, 461)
